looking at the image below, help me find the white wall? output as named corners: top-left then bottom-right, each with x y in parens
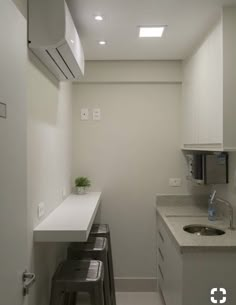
top-left (27, 53), bottom-right (72, 305)
top-left (0, 1), bottom-right (27, 304)
top-left (72, 61), bottom-right (189, 289)
top-left (4, 1), bottom-right (73, 305)
top-left (12, 0), bottom-right (27, 17)
top-left (79, 60), bottom-right (182, 83)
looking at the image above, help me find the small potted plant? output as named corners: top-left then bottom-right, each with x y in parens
top-left (75, 176), bottom-right (91, 195)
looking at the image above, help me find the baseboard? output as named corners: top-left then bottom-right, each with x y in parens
top-left (115, 277), bottom-right (157, 292)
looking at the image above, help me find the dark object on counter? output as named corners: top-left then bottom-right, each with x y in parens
top-left (50, 260), bottom-right (105, 305)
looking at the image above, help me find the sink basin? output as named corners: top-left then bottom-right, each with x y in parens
top-left (183, 224), bottom-right (225, 236)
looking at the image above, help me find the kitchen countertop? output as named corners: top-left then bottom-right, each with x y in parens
top-left (34, 192), bottom-right (101, 242)
top-left (156, 195), bottom-right (236, 252)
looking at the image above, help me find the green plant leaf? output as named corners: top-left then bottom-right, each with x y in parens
top-left (75, 176), bottom-right (91, 187)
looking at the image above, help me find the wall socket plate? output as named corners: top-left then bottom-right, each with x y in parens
top-left (169, 178), bottom-right (182, 187)
top-left (81, 108), bottom-right (89, 120)
top-left (93, 108), bottom-right (101, 120)
top-left (38, 202), bottom-right (45, 219)
top-left (0, 102), bottom-right (7, 118)
top-left (62, 187), bottom-right (67, 199)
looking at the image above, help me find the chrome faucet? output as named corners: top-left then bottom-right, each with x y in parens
top-left (211, 191), bottom-right (234, 230)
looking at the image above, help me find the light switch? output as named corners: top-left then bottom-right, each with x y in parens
top-left (0, 102), bottom-right (6, 118)
top-left (81, 108), bottom-right (89, 120)
top-left (38, 202), bottom-right (45, 219)
top-left (93, 108), bottom-right (101, 120)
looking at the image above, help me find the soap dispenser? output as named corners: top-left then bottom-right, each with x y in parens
top-left (208, 190), bottom-right (217, 221)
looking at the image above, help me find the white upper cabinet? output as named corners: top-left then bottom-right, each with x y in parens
top-left (182, 7), bottom-right (236, 151)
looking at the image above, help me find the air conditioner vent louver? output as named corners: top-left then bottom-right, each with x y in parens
top-left (46, 50), bottom-right (69, 80)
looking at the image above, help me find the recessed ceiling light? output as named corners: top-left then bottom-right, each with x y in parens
top-left (94, 15), bottom-right (103, 21)
top-left (139, 26), bottom-right (166, 38)
top-left (99, 40), bottom-right (107, 45)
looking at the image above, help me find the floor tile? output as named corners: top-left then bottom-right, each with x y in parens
top-left (76, 292), bottom-right (164, 305)
top-left (116, 292), bottom-right (164, 305)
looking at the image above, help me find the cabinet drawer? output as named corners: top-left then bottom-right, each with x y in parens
top-left (157, 247), bottom-right (167, 281)
top-left (157, 264), bottom-right (165, 281)
top-left (157, 229), bottom-right (165, 243)
top-left (157, 220), bottom-right (169, 259)
top-left (157, 216), bottom-right (169, 243)
top-left (157, 247), bottom-right (165, 262)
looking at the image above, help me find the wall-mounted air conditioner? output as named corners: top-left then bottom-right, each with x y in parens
top-left (28, 0), bottom-right (84, 81)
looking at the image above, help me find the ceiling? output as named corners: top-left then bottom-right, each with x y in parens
top-left (67, 0), bottom-right (236, 61)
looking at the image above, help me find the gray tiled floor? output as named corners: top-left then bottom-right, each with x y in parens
top-left (76, 292), bottom-right (164, 305)
top-left (116, 292), bottom-right (164, 305)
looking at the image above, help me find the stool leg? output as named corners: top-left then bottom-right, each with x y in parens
top-left (50, 285), bottom-right (63, 305)
top-left (90, 291), bottom-right (96, 305)
top-left (66, 292), bottom-right (77, 305)
top-left (102, 253), bottom-right (112, 305)
top-left (93, 281), bottom-right (105, 305)
top-left (107, 235), bottom-right (116, 305)
top-left (64, 293), bottom-right (71, 305)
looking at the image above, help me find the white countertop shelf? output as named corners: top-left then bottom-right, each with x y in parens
top-left (33, 192), bottom-right (101, 242)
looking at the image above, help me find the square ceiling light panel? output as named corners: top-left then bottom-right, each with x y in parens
top-left (139, 26), bottom-right (166, 38)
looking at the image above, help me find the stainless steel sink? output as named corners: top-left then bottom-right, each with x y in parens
top-left (183, 224), bottom-right (225, 236)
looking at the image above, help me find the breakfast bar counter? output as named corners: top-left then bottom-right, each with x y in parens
top-left (34, 192), bottom-right (101, 242)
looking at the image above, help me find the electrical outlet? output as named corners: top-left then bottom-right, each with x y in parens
top-left (81, 108), bottom-right (89, 120)
top-left (38, 202), bottom-right (45, 219)
top-left (169, 178), bottom-right (182, 187)
top-left (62, 187), bottom-right (67, 199)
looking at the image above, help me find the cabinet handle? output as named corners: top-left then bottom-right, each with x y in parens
top-left (158, 247), bottom-right (164, 261)
top-left (158, 230), bottom-right (164, 242)
top-left (158, 264), bottom-right (164, 280)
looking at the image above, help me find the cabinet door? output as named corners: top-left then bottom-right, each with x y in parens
top-left (197, 22), bottom-right (223, 145)
top-left (182, 60), bottom-right (197, 145)
top-left (157, 215), bottom-right (183, 305)
top-left (182, 20), bottom-right (223, 149)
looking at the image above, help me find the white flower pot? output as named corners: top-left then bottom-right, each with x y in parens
top-left (77, 186), bottom-right (87, 195)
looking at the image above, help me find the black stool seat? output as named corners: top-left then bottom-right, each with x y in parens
top-left (54, 260), bottom-right (102, 283)
top-left (90, 224), bottom-right (109, 235)
top-left (50, 260), bottom-right (105, 305)
top-left (68, 237), bottom-right (111, 305)
top-left (69, 237), bottom-right (107, 254)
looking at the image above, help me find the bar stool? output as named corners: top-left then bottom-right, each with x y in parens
top-left (50, 260), bottom-right (105, 305)
top-left (68, 237), bottom-right (111, 305)
top-left (90, 224), bottom-right (116, 305)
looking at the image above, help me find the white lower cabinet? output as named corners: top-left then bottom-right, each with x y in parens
top-left (157, 214), bottom-right (236, 305)
top-left (157, 215), bottom-right (182, 305)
